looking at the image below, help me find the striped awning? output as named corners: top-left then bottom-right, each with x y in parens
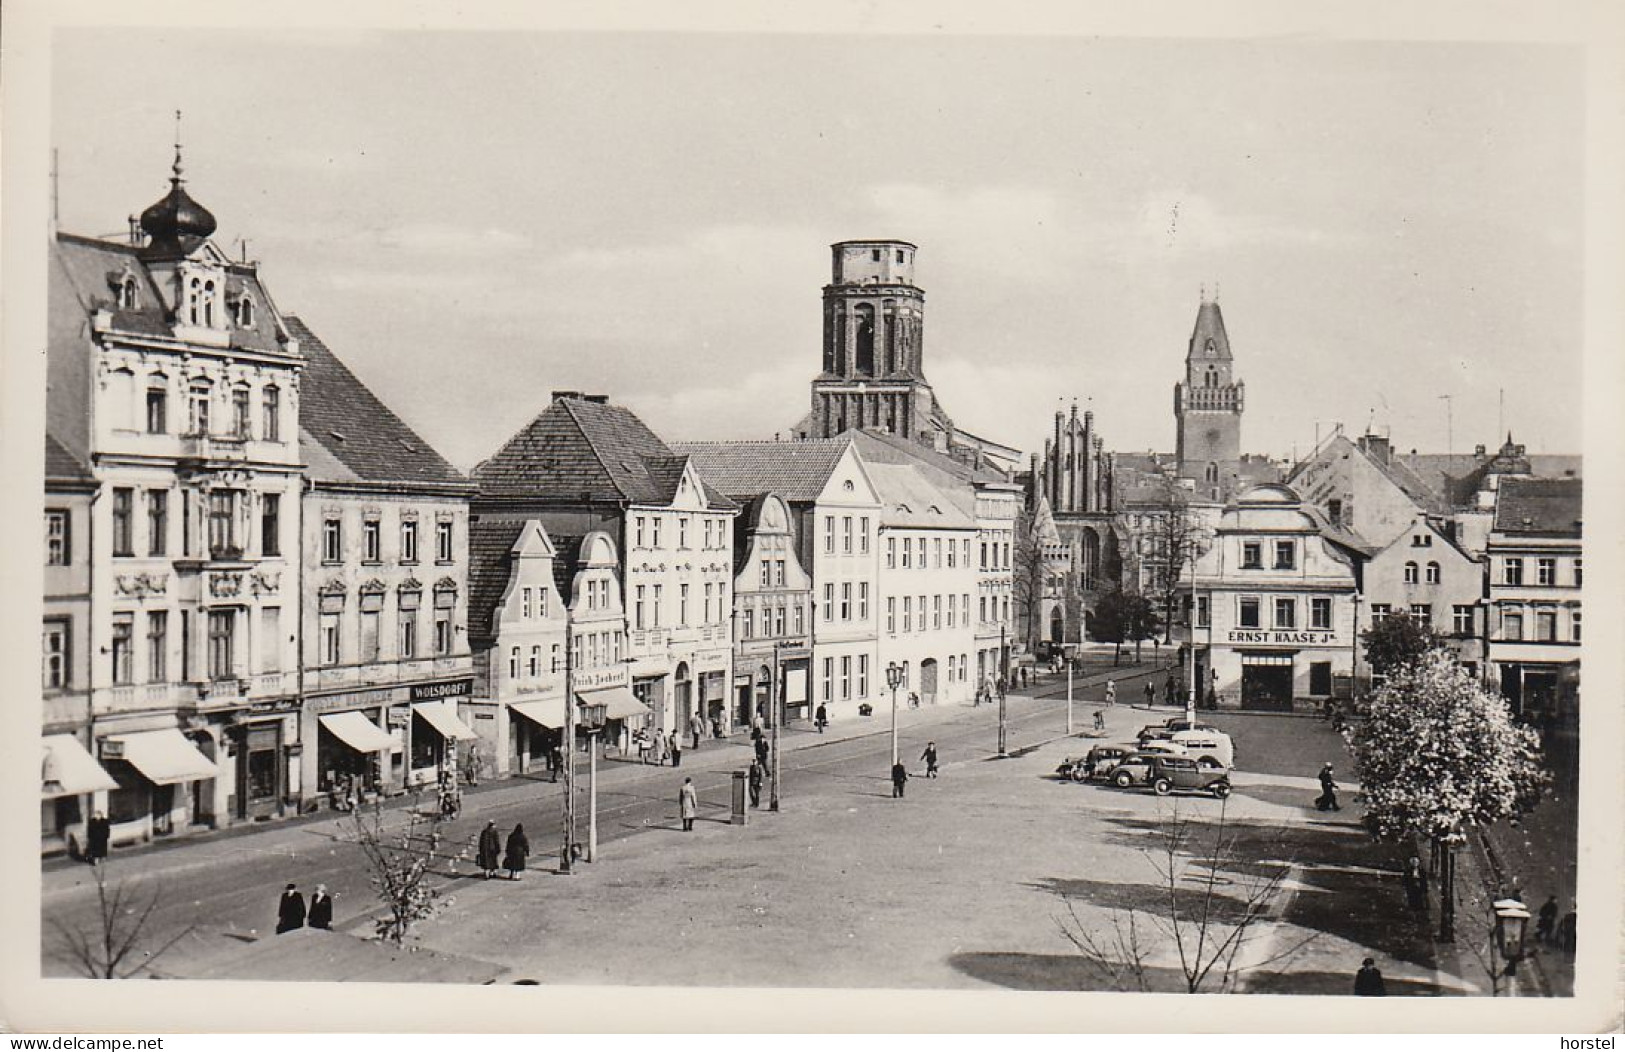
top-left (319, 711), bottom-right (396, 753)
top-left (412, 700), bottom-right (478, 741)
top-left (42, 735), bottom-right (118, 798)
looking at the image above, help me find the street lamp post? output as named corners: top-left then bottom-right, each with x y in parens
top-left (579, 701), bottom-right (607, 863)
top-left (1492, 896), bottom-right (1531, 996)
top-left (998, 625), bottom-right (1008, 758)
top-left (886, 662), bottom-right (903, 765)
top-left (770, 642), bottom-right (783, 812)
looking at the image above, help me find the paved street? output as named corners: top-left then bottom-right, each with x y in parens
top-left (41, 662), bottom-right (1166, 980)
top-left (44, 660), bottom-right (1503, 995)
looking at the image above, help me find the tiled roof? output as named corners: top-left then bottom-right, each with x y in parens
top-left (843, 427), bottom-right (1012, 486)
top-left (1493, 478), bottom-right (1582, 536)
top-left (477, 397), bottom-right (737, 510)
top-left (466, 519), bottom-right (528, 644)
top-left (672, 438), bottom-right (852, 503)
top-left (865, 462), bottom-right (976, 530)
top-left (44, 432), bottom-right (94, 483)
top-left (286, 316), bottom-right (469, 490)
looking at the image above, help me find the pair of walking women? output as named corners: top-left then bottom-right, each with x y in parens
top-left (477, 819), bottom-right (530, 879)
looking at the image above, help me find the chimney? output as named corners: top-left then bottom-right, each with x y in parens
top-left (1359, 433), bottom-right (1391, 464)
top-left (551, 390), bottom-right (582, 402)
top-left (127, 215), bottom-right (142, 246)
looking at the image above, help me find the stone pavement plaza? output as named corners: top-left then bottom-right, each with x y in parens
top-left (265, 701), bottom-right (1466, 993)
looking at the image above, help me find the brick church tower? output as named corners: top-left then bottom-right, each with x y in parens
top-left (1174, 290), bottom-right (1245, 500)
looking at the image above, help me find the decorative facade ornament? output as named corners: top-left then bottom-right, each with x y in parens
top-left (318, 578), bottom-right (348, 597)
top-left (248, 570), bottom-right (282, 596)
top-left (360, 578), bottom-right (387, 595)
top-left (209, 572), bottom-right (244, 598)
top-left (434, 576), bottom-right (458, 592)
top-left (114, 573), bottom-right (169, 597)
top-left (398, 576), bottom-right (423, 593)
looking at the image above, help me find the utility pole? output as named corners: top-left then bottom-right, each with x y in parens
top-left (769, 643), bottom-right (782, 812)
top-left (886, 662), bottom-right (903, 765)
top-left (1065, 659), bottom-right (1074, 735)
top-left (1186, 552), bottom-right (1197, 725)
top-left (585, 725), bottom-right (599, 863)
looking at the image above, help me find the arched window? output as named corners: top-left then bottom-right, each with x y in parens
top-left (202, 281), bottom-right (216, 327)
top-left (236, 295), bottom-right (255, 328)
top-left (1403, 561), bottom-right (1419, 584)
top-left (854, 303), bottom-right (876, 375)
top-left (1205, 366), bottom-right (1217, 387)
top-left (1204, 462), bottom-right (1219, 484)
top-left (1426, 561), bottom-right (1441, 584)
top-left (119, 275), bottom-right (139, 310)
top-left (188, 278), bottom-right (202, 325)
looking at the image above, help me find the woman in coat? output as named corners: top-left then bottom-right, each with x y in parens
top-left (678, 777), bottom-right (698, 831)
top-left (503, 823), bottom-right (529, 880)
top-left (477, 820), bottom-right (502, 879)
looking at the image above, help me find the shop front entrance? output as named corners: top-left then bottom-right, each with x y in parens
top-left (1240, 653), bottom-right (1295, 711)
top-left (237, 722), bottom-right (283, 820)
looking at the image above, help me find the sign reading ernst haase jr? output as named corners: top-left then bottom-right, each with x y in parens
top-left (1226, 630), bottom-right (1339, 645)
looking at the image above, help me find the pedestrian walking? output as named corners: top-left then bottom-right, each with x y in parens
top-left (276, 883), bottom-right (306, 934)
top-left (891, 761), bottom-right (909, 798)
top-left (691, 722), bottom-right (702, 752)
top-left (747, 760), bottom-right (764, 808)
top-left (464, 742), bottom-right (481, 786)
top-left (548, 744), bottom-right (562, 783)
top-left (1556, 904), bottom-right (1577, 954)
top-left (84, 811), bottom-right (110, 865)
top-left (669, 730), bottom-right (683, 769)
top-left (477, 820), bottom-right (502, 879)
top-left (1315, 763), bottom-right (1341, 811)
top-left (1402, 856), bottom-right (1428, 915)
top-left (920, 741), bottom-right (939, 778)
top-left (308, 884), bottom-right (334, 930)
top-left (1353, 958), bottom-right (1387, 996)
top-left (815, 703), bottom-right (828, 733)
top-left (711, 715), bottom-right (724, 739)
top-left (996, 676), bottom-right (1007, 702)
top-left (755, 734), bottom-right (770, 770)
top-left (503, 823), bottom-right (530, 880)
top-left (1144, 682), bottom-right (1156, 707)
top-left (1104, 680), bottom-right (1117, 707)
top-left (1164, 673), bottom-right (1178, 705)
top-left (1020, 667), bottom-right (1029, 689)
top-left (679, 777), bottom-right (698, 831)
top-left (1535, 894), bottom-right (1558, 945)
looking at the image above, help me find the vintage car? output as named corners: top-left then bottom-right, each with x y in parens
top-left (1144, 755), bottom-right (1232, 798)
top-left (1136, 718), bottom-right (1222, 742)
top-left (1105, 752), bottom-right (1170, 788)
top-left (1055, 744), bottom-right (1135, 782)
top-left (1165, 729), bottom-right (1235, 769)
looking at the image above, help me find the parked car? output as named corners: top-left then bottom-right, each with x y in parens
top-left (1134, 740), bottom-right (1188, 758)
top-left (1137, 718), bottom-right (1222, 742)
top-left (1106, 752), bottom-right (1166, 789)
top-left (1145, 755), bottom-right (1232, 798)
top-left (1166, 729), bottom-right (1235, 769)
top-left (1056, 744), bottom-right (1135, 782)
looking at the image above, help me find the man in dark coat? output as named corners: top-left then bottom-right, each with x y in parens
top-left (547, 745), bottom-right (562, 783)
top-left (668, 730), bottom-right (682, 768)
top-left (1164, 674), bottom-right (1179, 705)
top-left (1316, 763), bottom-right (1341, 811)
top-left (477, 820), bottom-right (502, 879)
top-left (920, 742), bottom-right (939, 778)
top-left (1556, 904), bottom-right (1577, 954)
top-left (1354, 958), bottom-right (1387, 996)
top-left (754, 734), bottom-right (770, 770)
top-left (747, 759), bottom-right (764, 808)
top-left (85, 812), bottom-right (110, 865)
top-left (503, 823), bottom-right (530, 880)
top-left (891, 761), bottom-right (909, 799)
top-left (1402, 856), bottom-right (1428, 915)
top-left (276, 883), bottom-right (306, 934)
top-left (815, 703), bottom-right (828, 733)
top-left (1535, 894), bottom-right (1559, 944)
top-left (307, 884), bottom-right (334, 930)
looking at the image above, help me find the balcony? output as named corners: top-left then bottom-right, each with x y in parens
top-left (95, 683), bottom-right (185, 716)
top-left (306, 655), bottom-right (472, 694)
top-left (177, 431), bottom-right (249, 467)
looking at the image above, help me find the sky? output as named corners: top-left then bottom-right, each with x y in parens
top-left (50, 30), bottom-right (1585, 470)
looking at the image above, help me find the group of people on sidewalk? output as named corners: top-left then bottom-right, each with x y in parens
top-left (476, 819), bottom-right (530, 880)
top-left (275, 882), bottom-right (334, 934)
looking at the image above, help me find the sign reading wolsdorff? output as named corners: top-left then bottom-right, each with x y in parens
top-left (410, 678), bottom-right (473, 701)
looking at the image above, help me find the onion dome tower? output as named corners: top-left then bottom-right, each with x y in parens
top-left (139, 118), bottom-right (217, 260)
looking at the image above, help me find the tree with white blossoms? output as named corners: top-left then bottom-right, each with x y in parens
top-left (1346, 648), bottom-right (1548, 943)
top-left (350, 795), bottom-right (455, 946)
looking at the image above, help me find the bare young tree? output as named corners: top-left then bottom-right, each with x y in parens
top-left (1056, 800), bottom-right (1314, 993)
top-left (1011, 504), bottom-right (1048, 653)
top-left (349, 794), bottom-right (455, 945)
top-left (49, 863), bottom-right (195, 979)
top-left (1140, 476), bottom-right (1203, 645)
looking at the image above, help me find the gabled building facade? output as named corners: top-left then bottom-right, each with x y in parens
top-left (676, 437), bottom-right (883, 724)
top-left (474, 393), bottom-right (736, 740)
top-left (1287, 430), bottom-right (1441, 551)
top-left (730, 494), bottom-right (815, 729)
top-left (292, 318), bottom-right (476, 805)
top-left (1362, 514), bottom-right (1486, 674)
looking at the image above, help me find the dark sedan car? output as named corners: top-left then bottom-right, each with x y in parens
top-left (1055, 744), bottom-right (1135, 782)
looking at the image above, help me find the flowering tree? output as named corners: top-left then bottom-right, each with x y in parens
top-left (1360, 615), bottom-right (1446, 679)
top-left (350, 796), bottom-right (455, 945)
top-left (1346, 649), bottom-right (1548, 940)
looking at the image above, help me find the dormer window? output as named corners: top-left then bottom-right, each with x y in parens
top-left (235, 295), bottom-right (255, 328)
top-left (119, 275), bottom-right (139, 309)
top-left (187, 276), bottom-right (219, 327)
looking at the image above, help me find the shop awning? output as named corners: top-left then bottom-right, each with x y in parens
top-left (412, 700), bottom-right (478, 741)
top-left (581, 686), bottom-right (650, 721)
top-left (41, 735), bottom-right (119, 798)
top-left (105, 729), bottom-right (220, 785)
top-left (319, 711), bottom-right (396, 753)
top-left (507, 697), bottom-right (567, 730)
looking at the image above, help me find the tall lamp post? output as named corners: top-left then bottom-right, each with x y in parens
top-left (770, 641), bottom-right (786, 812)
top-left (1492, 896), bottom-right (1531, 996)
top-left (997, 625), bottom-right (1008, 758)
top-left (579, 700), bottom-right (607, 863)
top-left (552, 645), bottom-right (577, 875)
top-left (886, 662), bottom-right (904, 765)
